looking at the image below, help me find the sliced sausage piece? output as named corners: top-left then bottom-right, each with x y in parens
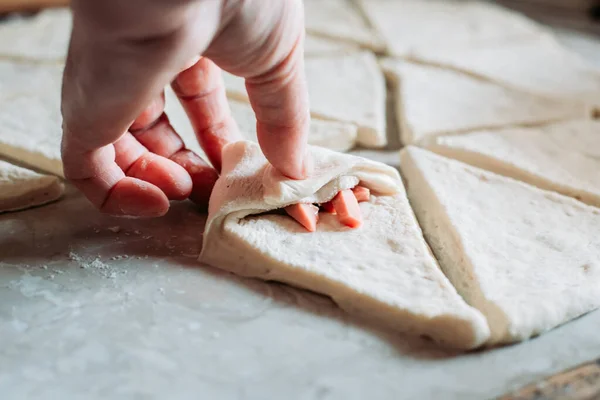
top-left (332, 189), bottom-right (363, 228)
top-left (285, 203), bottom-right (319, 232)
top-left (320, 201), bottom-right (336, 214)
top-left (352, 186), bottom-right (371, 202)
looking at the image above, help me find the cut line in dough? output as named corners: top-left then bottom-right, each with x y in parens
top-left (304, 0), bottom-right (386, 53)
top-left (223, 51), bottom-right (387, 148)
top-left (381, 58), bottom-right (588, 145)
top-left (409, 33), bottom-right (600, 113)
top-left (304, 34), bottom-right (360, 56)
top-left (425, 119), bottom-right (600, 209)
top-left (359, 0), bottom-right (545, 57)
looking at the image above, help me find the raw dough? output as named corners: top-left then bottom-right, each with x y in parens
top-left (223, 51), bottom-right (387, 148)
top-left (426, 119), bottom-right (600, 208)
top-left (381, 59), bottom-right (588, 145)
top-left (200, 140), bottom-right (490, 350)
top-left (303, 0), bottom-right (385, 52)
top-left (304, 34), bottom-right (359, 56)
top-left (0, 160), bottom-right (64, 213)
top-left (0, 8), bottom-right (355, 60)
top-left (0, 62), bottom-right (64, 176)
top-left (400, 146), bottom-right (600, 345)
top-left (165, 88), bottom-right (358, 153)
top-left (0, 8), bottom-right (70, 61)
top-left (0, 60), bottom-right (63, 101)
top-left (359, 0), bottom-right (545, 57)
top-left (410, 33), bottom-right (600, 112)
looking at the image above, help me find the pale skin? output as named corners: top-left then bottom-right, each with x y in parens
top-left (61, 0), bottom-right (364, 229)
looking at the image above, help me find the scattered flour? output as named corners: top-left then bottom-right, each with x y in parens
top-left (68, 252), bottom-right (123, 279)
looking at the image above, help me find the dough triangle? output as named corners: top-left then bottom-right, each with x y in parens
top-left (359, 0), bottom-right (544, 57)
top-left (200, 141), bottom-right (490, 349)
top-left (426, 119), bottom-right (600, 208)
top-left (381, 59), bottom-right (587, 145)
top-left (0, 8), bottom-right (70, 62)
top-left (0, 62), bottom-right (64, 176)
top-left (303, 0), bottom-right (385, 52)
top-left (400, 146), bottom-right (600, 345)
top-left (0, 160), bottom-right (64, 213)
top-left (223, 51), bottom-right (387, 148)
top-left (410, 34), bottom-right (600, 112)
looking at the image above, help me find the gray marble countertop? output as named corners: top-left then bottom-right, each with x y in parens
top-left (4, 188), bottom-right (600, 400)
top-left (2, 27), bottom-right (600, 400)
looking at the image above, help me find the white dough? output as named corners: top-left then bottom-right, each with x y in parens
top-left (0, 8), bottom-right (70, 61)
top-left (304, 34), bottom-right (359, 56)
top-left (410, 33), bottom-right (600, 112)
top-left (359, 0), bottom-right (545, 57)
top-left (200, 141), bottom-right (491, 350)
top-left (303, 0), bottom-right (385, 52)
top-left (0, 60), bottom-right (63, 101)
top-left (0, 62), bottom-right (64, 176)
top-left (426, 119), bottom-right (600, 208)
top-left (400, 146), bottom-right (600, 345)
top-left (223, 51), bottom-right (387, 148)
top-left (0, 160), bottom-right (64, 213)
top-left (381, 59), bottom-right (588, 145)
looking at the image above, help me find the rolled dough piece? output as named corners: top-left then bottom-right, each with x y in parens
top-left (410, 34), bottom-right (600, 113)
top-left (0, 62), bottom-right (64, 176)
top-left (381, 59), bottom-right (588, 145)
top-left (223, 51), bottom-right (387, 148)
top-left (425, 119), bottom-right (600, 208)
top-left (166, 88), bottom-right (358, 153)
top-left (359, 0), bottom-right (545, 57)
top-left (0, 160), bottom-right (64, 213)
top-left (200, 140), bottom-right (491, 350)
top-left (0, 8), bottom-right (70, 61)
top-left (303, 0), bottom-right (385, 52)
top-left (400, 146), bottom-right (600, 345)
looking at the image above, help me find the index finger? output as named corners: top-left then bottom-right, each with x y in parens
top-left (205, 0), bottom-right (311, 180)
top-left (245, 34), bottom-right (312, 180)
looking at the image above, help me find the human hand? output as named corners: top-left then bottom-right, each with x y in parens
top-left (61, 0), bottom-right (310, 217)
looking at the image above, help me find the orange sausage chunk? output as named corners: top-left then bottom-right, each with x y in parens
top-left (352, 186), bottom-right (371, 202)
top-left (285, 203), bottom-right (319, 232)
top-left (332, 189), bottom-right (363, 229)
